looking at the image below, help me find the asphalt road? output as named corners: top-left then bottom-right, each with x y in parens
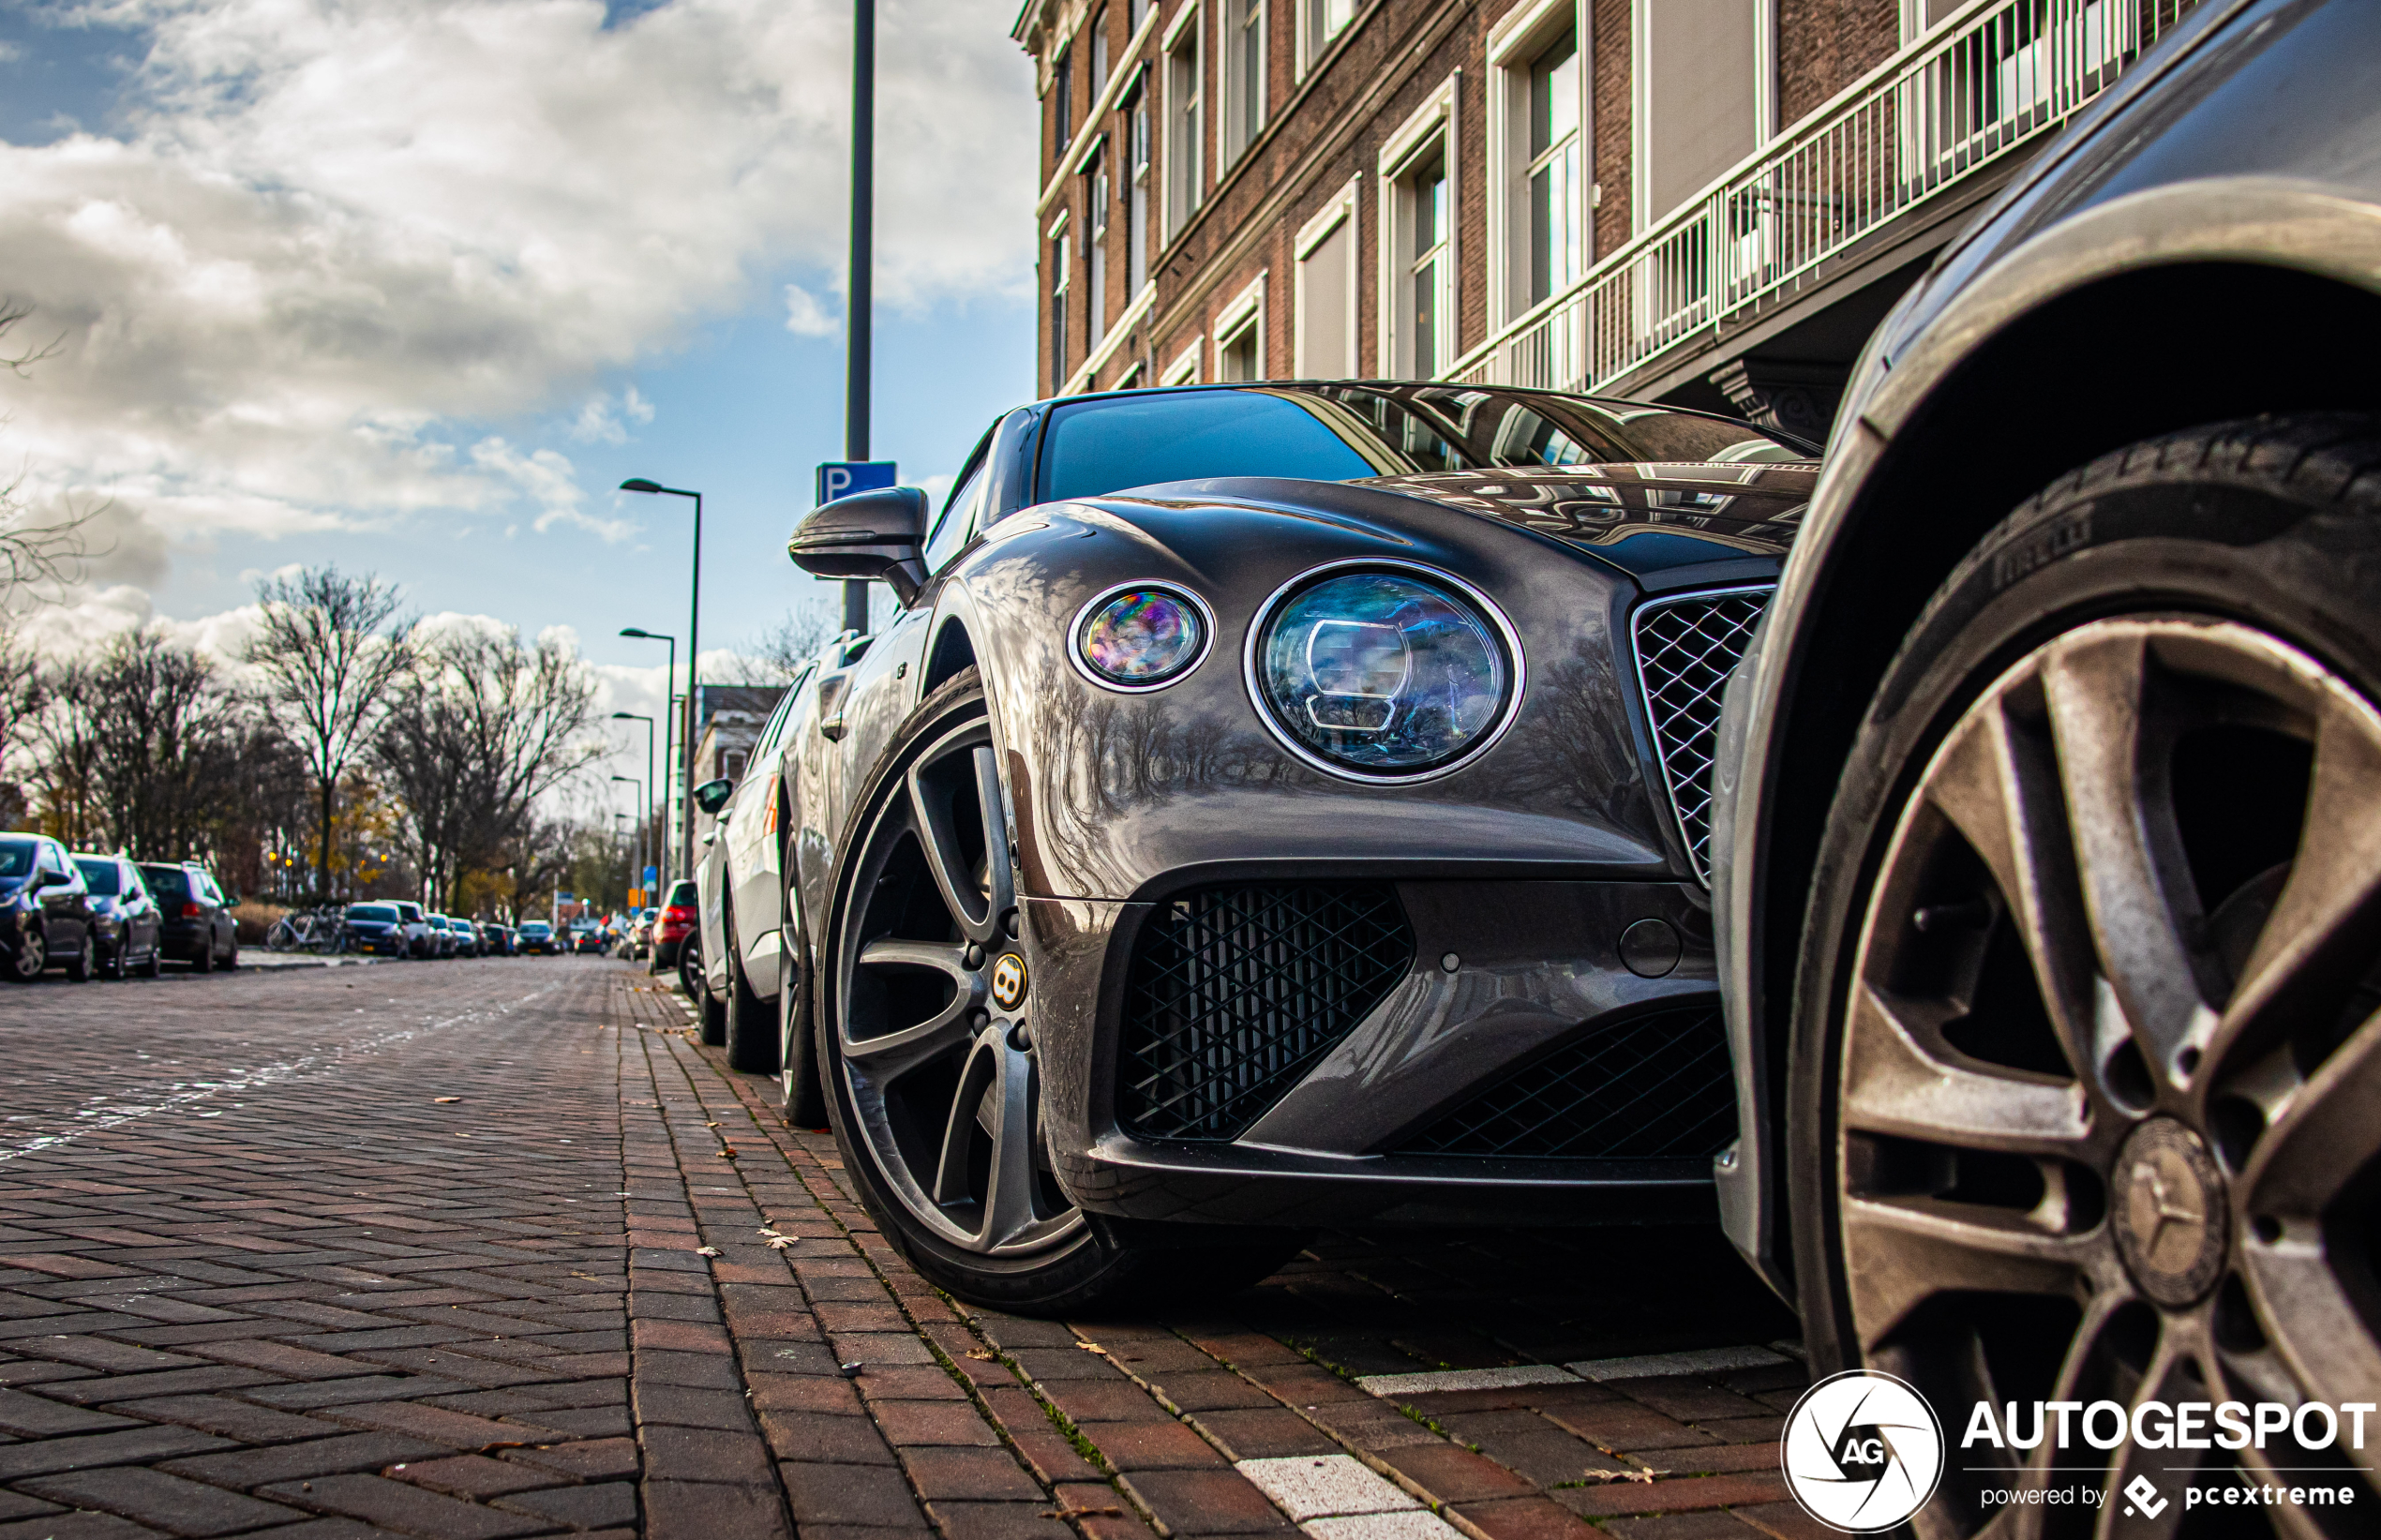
top-left (0, 955), bottom-right (1810, 1540)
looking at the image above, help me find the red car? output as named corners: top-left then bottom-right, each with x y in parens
top-left (651, 879), bottom-right (696, 970)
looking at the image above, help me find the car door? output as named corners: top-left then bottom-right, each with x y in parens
top-left (726, 670), bottom-right (810, 994)
top-left (122, 862), bottom-right (160, 957)
top-left (37, 842), bottom-right (82, 950)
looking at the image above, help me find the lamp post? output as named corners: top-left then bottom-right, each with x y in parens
top-left (845, 0), bottom-right (877, 638)
top-left (612, 812), bottom-right (631, 915)
top-left (611, 710), bottom-right (656, 899)
top-left (610, 776), bottom-right (644, 904)
top-left (618, 620), bottom-right (685, 882)
top-left (619, 481), bottom-right (700, 883)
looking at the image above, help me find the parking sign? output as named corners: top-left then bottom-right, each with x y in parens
top-left (816, 460), bottom-right (898, 505)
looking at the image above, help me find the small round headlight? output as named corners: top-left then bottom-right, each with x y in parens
top-left (1075, 586), bottom-right (1210, 689)
top-left (1252, 568), bottom-right (1513, 776)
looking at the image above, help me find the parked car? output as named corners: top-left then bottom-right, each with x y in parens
top-left (342, 903), bottom-right (411, 958)
top-left (1, 834), bottom-right (99, 982)
top-left (71, 854), bottom-right (162, 979)
top-left (450, 918), bottom-right (482, 957)
top-left (517, 920), bottom-right (561, 955)
top-left (652, 880), bottom-right (696, 972)
top-left (138, 861), bottom-right (238, 973)
top-left (703, 379), bottom-right (1814, 1311)
top-left (424, 914), bottom-right (458, 957)
top-left (1707, 1), bottom-right (2381, 1520)
top-left (387, 901), bottom-right (432, 958)
top-left (570, 921), bottom-right (605, 954)
top-left (481, 922), bottom-right (516, 956)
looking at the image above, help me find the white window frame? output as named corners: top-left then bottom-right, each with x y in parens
top-left (1218, 0), bottom-right (1266, 172)
top-left (1292, 175), bottom-right (1361, 379)
top-left (1295, 0), bottom-right (1356, 78)
top-left (1374, 71), bottom-right (1460, 379)
top-left (1486, 0), bottom-right (1586, 329)
top-left (1047, 208), bottom-right (1072, 395)
top-left (1161, 336), bottom-right (1204, 385)
top-left (1163, 3), bottom-right (1205, 239)
top-left (1212, 272), bottom-right (1267, 382)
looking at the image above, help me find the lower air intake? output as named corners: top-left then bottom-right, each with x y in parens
top-left (1398, 1008), bottom-right (1738, 1160)
top-left (1118, 884), bottom-right (1414, 1143)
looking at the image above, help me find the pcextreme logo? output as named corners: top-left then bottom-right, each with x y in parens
top-left (1781, 1370), bottom-right (1946, 1533)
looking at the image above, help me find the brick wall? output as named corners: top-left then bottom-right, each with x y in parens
top-left (1775, 0), bottom-right (1899, 128)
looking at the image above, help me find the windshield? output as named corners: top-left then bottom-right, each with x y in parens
top-left (74, 859), bottom-right (122, 895)
top-left (667, 880), bottom-right (696, 906)
top-left (0, 841), bottom-right (34, 879)
top-left (348, 905), bottom-right (398, 923)
top-left (1033, 385), bottom-right (1807, 502)
top-left (521, 922), bottom-right (551, 935)
top-left (141, 864), bottom-right (189, 893)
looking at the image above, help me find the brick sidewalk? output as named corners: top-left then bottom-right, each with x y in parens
top-left (0, 960), bottom-right (1813, 1540)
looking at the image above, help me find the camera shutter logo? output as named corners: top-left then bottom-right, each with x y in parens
top-left (1781, 1369), bottom-right (1945, 1533)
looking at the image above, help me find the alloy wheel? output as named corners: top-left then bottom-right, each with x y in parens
top-left (9, 930), bottom-right (43, 981)
top-left (835, 720), bottom-right (1081, 1259)
top-left (1837, 617), bottom-right (2381, 1535)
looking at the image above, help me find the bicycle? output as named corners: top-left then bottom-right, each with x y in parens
top-left (264, 908), bottom-right (348, 953)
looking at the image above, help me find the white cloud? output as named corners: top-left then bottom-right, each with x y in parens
top-left (783, 282), bottom-right (838, 336)
top-left (0, 0), bottom-right (1034, 591)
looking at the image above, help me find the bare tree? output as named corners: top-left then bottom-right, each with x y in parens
top-left (34, 628), bottom-right (268, 860)
top-left (247, 565), bottom-right (414, 901)
top-left (0, 301), bottom-right (102, 609)
top-left (743, 606), bottom-right (837, 684)
top-left (374, 628), bottom-right (604, 910)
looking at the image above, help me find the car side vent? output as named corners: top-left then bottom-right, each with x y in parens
top-left (1118, 884), bottom-right (1414, 1143)
top-left (1398, 1008), bottom-right (1737, 1161)
top-left (1631, 588), bottom-right (1774, 883)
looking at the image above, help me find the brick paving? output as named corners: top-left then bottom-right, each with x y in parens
top-left (0, 959), bottom-right (1809, 1539)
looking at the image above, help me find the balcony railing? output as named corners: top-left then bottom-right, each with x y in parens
top-left (1445, 0), bottom-right (2198, 397)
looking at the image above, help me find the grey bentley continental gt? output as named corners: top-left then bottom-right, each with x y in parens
top-left (700, 381), bottom-right (1813, 1310)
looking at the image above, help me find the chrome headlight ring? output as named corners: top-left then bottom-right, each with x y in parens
top-left (1241, 557), bottom-right (1528, 785)
top-left (1067, 580), bottom-right (1219, 694)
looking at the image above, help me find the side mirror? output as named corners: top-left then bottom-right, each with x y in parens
top-left (693, 777), bottom-right (736, 815)
top-left (33, 869), bottom-right (67, 890)
top-left (788, 486), bottom-right (929, 606)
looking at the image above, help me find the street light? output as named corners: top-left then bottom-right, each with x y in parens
top-left (609, 775), bottom-right (644, 904)
top-left (619, 480), bottom-right (702, 886)
top-left (611, 710), bottom-right (657, 898)
top-left (618, 625), bottom-right (680, 882)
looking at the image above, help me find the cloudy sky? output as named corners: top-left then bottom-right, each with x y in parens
top-left (0, 0), bottom-right (1038, 830)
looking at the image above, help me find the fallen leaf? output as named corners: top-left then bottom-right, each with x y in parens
top-left (718, 1146), bottom-right (738, 1160)
top-left (966, 1350), bottom-right (996, 1362)
top-left (433, 1097), bottom-right (462, 1104)
top-left (706, 1121), bottom-right (721, 1128)
top-left (696, 1246), bottom-right (722, 1258)
top-left (454, 1133), bottom-right (472, 1139)
top-left (1041, 1506), bottom-right (1123, 1520)
top-left (1075, 1341), bottom-right (1108, 1355)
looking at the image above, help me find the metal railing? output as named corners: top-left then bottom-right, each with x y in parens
top-left (1445, 0), bottom-right (2198, 396)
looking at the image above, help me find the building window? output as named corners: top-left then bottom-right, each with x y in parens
top-left (1294, 182), bottom-right (1359, 379)
top-left (725, 750), bottom-right (748, 781)
top-left (1087, 156), bottom-right (1110, 347)
top-left (1127, 88), bottom-right (1151, 296)
top-left (1050, 225), bottom-right (1071, 389)
top-left (1165, 14), bottom-right (1204, 236)
top-left (1214, 277), bottom-right (1265, 381)
top-left (1525, 31), bottom-right (1582, 307)
top-left (1054, 48), bottom-right (1073, 155)
top-left (1090, 8), bottom-right (1110, 96)
top-left (1220, 0), bottom-right (1265, 168)
top-left (1161, 336), bottom-right (1203, 384)
top-left (1299, 0), bottom-right (1354, 73)
top-left (1392, 143), bottom-right (1451, 377)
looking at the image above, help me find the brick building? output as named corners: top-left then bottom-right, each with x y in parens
top-left (1013, 0), bottom-right (2196, 436)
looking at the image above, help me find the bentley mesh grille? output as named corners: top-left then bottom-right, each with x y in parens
top-left (1399, 1008), bottom-right (1738, 1160)
top-left (1118, 884), bottom-right (1414, 1143)
top-left (1632, 588), bottom-right (1774, 883)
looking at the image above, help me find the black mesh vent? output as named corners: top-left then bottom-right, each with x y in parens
top-left (1399, 1009), bottom-right (1738, 1160)
top-left (1119, 885), bottom-right (1415, 1143)
top-left (1632, 589), bottom-right (1773, 883)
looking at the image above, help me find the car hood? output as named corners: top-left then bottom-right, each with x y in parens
top-left (1347, 463), bottom-right (1813, 587)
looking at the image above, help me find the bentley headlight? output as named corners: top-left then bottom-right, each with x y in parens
top-left (1252, 568), bottom-right (1514, 776)
top-left (1075, 586), bottom-right (1210, 689)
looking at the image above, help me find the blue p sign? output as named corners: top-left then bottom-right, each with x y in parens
top-left (816, 460), bottom-right (898, 506)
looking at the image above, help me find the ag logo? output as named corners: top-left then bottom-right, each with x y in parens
top-left (989, 952), bottom-right (1028, 1011)
top-left (1781, 1369), bottom-right (1944, 1533)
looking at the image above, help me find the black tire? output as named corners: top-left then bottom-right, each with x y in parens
top-left (6, 930), bottom-right (42, 982)
top-left (99, 936), bottom-right (124, 980)
top-left (221, 934), bottom-right (238, 970)
top-left (65, 931), bottom-right (93, 983)
top-left (723, 905), bottom-right (778, 1073)
top-left (1788, 415), bottom-right (2381, 1533)
top-left (818, 668), bottom-right (1306, 1315)
top-left (686, 932), bottom-right (726, 1045)
top-left (139, 943), bottom-right (161, 979)
top-left (190, 935), bottom-right (213, 974)
top-left (779, 875), bottom-right (827, 1129)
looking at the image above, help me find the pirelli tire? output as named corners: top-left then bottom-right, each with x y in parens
top-left (1788, 415), bottom-right (2381, 1534)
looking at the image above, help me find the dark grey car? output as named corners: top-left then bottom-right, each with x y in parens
top-left (1, 835), bottom-right (97, 983)
top-left (73, 855), bottom-right (163, 979)
top-left (139, 862), bottom-right (238, 972)
top-left (1711, 1), bottom-right (2381, 1529)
